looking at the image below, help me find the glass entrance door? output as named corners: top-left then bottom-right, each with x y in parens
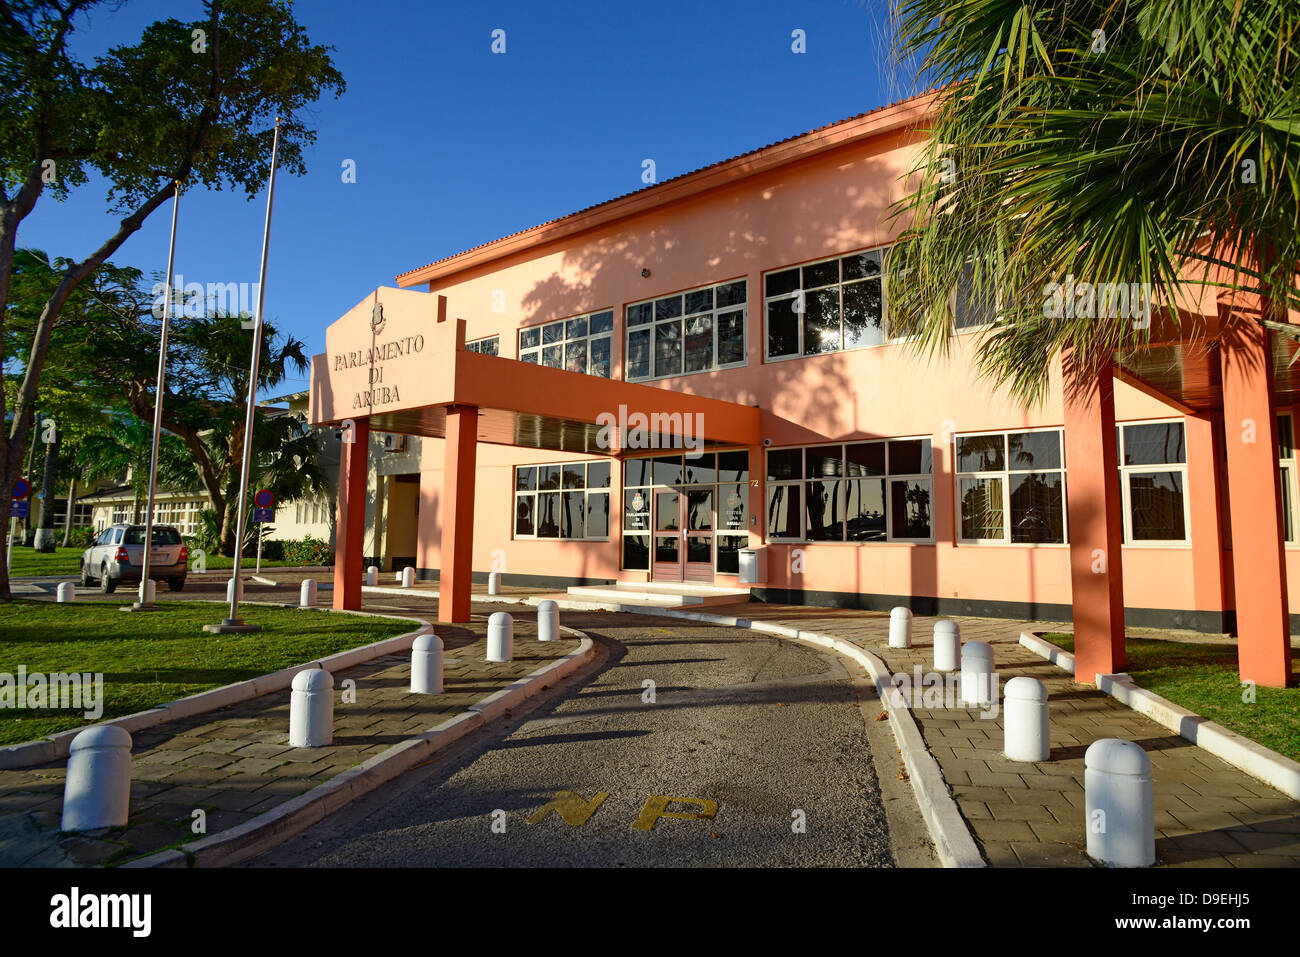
top-left (684, 487), bottom-right (714, 582)
top-left (652, 489), bottom-right (683, 581)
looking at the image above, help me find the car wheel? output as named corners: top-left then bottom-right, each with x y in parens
top-left (81, 563), bottom-right (94, 588)
top-left (100, 565), bottom-right (117, 594)
top-left (167, 577), bottom-right (185, 592)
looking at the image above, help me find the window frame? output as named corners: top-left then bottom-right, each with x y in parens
top-left (765, 438), bottom-right (935, 544)
top-left (517, 310), bottom-right (614, 377)
top-left (625, 278), bottom-right (748, 383)
top-left (512, 460), bottom-right (611, 542)
top-left (1117, 418), bottom-right (1191, 547)
top-left (954, 427), bottom-right (1068, 546)
top-left (762, 246), bottom-right (890, 363)
top-left (466, 335), bottom-right (500, 356)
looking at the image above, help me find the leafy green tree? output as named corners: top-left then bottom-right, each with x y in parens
top-left (0, 0), bottom-right (344, 598)
top-left (77, 415), bottom-right (194, 523)
top-left (884, 0), bottom-right (1300, 402)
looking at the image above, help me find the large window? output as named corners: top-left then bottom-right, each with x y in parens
top-left (622, 450), bottom-right (750, 572)
top-left (1118, 421), bottom-right (1188, 543)
top-left (766, 439), bottom-right (932, 543)
top-left (514, 461), bottom-right (611, 540)
top-left (466, 336), bottom-right (499, 355)
top-left (764, 248), bottom-right (885, 360)
top-left (954, 258), bottom-right (998, 330)
top-left (626, 279), bottom-right (747, 381)
top-left (519, 311), bottom-right (613, 377)
top-left (956, 429), bottom-right (1066, 543)
top-left (1280, 414), bottom-right (1298, 545)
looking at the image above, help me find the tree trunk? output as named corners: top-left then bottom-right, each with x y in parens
top-left (61, 471), bottom-right (78, 548)
top-left (33, 427), bottom-right (59, 552)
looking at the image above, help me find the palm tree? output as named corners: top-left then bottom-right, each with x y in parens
top-left (77, 417), bottom-right (193, 523)
top-left (884, 0), bottom-right (1300, 401)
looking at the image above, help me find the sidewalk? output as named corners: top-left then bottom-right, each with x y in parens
top-left (0, 609), bottom-right (578, 867)
top-left (694, 603), bottom-right (1300, 868)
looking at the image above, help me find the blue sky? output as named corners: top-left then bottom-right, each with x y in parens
top-left (18, 0), bottom-right (905, 395)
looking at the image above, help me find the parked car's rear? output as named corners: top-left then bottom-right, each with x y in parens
top-left (81, 524), bottom-right (188, 594)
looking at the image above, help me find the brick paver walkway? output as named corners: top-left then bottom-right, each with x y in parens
top-left (0, 611), bottom-right (575, 867)
top-left (698, 602), bottom-right (1300, 868)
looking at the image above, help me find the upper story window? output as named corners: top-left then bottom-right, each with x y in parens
top-left (626, 279), bottom-right (747, 381)
top-left (764, 248), bottom-right (885, 360)
top-left (518, 311), bottom-right (613, 377)
top-left (956, 429), bottom-right (1066, 543)
top-left (466, 336), bottom-right (499, 355)
top-left (766, 438), bottom-right (933, 544)
top-left (513, 460), bottom-right (611, 540)
top-left (1118, 420), bottom-right (1188, 544)
top-left (954, 259), bottom-right (998, 330)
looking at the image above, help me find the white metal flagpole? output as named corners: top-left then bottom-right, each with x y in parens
top-left (212, 118), bottom-right (281, 632)
top-left (131, 180), bottom-right (182, 612)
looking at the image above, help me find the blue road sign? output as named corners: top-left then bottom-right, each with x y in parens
top-left (9, 500), bottom-right (30, 518)
top-left (253, 508), bottom-right (274, 523)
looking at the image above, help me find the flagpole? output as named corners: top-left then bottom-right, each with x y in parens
top-left (209, 118), bottom-right (280, 633)
top-left (129, 180), bottom-right (182, 612)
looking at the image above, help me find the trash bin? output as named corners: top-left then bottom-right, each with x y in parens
top-left (738, 547), bottom-right (765, 585)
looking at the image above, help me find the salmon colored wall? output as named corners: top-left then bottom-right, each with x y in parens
top-left (391, 126), bottom-right (1281, 620)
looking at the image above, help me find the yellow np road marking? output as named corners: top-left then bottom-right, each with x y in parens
top-left (630, 795), bottom-right (719, 831)
top-left (526, 790), bottom-right (610, 826)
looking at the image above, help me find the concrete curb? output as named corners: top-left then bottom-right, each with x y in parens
top-left (1018, 631), bottom-right (1076, 675)
top-left (567, 602), bottom-right (985, 868)
top-left (122, 627), bottom-right (598, 868)
top-left (1020, 630), bottom-right (1300, 802)
top-left (0, 601), bottom-right (431, 771)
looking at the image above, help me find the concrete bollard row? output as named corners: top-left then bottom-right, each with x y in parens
top-left (365, 566), bottom-right (378, 587)
top-left (289, 667), bottom-right (334, 748)
top-left (401, 566), bottom-right (415, 588)
top-left (61, 726), bottom-right (132, 832)
top-left (488, 571), bottom-right (501, 596)
top-left (300, 578), bottom-right (317, 607)
top-left (537, 599), bottom-right (559, 642)
top-left (1085, 738), bottom-right (1155, 867)
top-left (1004, 676), bottom-right (1049, 762)
top-left (411, 633), bottom-right (444, 694)
top-left (487, 612), bottom-right (513, 662)
top-left (888, 606), bottom-right (912, 648)
top-left (932, 620), bottom-right (960, 671)
top-left (960, 640), bottom-right (996, 707)
top-left (56, 582), bottom-right (76, 603)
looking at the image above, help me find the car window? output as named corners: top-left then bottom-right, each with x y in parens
top-left (123, 527), bottom-right (182, 545)
top-left (112, 528), bottom-right (124, 544)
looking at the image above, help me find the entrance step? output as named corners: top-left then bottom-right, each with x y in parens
top-left (565, 581), bottom-right (751, 607)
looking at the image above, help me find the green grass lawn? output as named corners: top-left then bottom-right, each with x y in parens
top-left (0, 600), bottom-right (412, 745)
top-left (5, 545), bottom-right (309, 578)
top-left (1042, 632), bottom-right (1300, 763)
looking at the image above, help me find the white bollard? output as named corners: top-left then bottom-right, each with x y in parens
top-left (1085, 739), bottom-right (1155, 867)
top-left (410, 633), bottom-right (444, 694)
top-left (401, 566), bottom-right (415, 588)
top-left (960, 640), bottom-right (997, 707)
top-left (365, 566), bottom-right (378, 586)
top-left (226, 577), bottom-right (242, 604)
top-left (137, 579), bottom-right (155, 604)
top-left (537, 599), bottom-right (559, 642)
top-left (1004, 676), bottom-right (1050, 762)
top-left (299, 578), bottom-right (317, 607)
top-left (488, 571), bottom-right (501, 596)
top-left (395, 571), bottom-right (403, 583)
top-left (487, 612), bottom-right (514, 662)
top-left (933, 620), bottom-right (961, 671)
top-left (61, 726), bottom-right (132, 832)
top-left (888, 606), bottom-right (912, 648)
top-left (289, 668), bottom-right (334, 747)
top-left (56, 582), bottom-right (76, 603)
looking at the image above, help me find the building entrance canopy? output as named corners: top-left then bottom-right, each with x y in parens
top-left (309, 287), bottom-right (762, 454)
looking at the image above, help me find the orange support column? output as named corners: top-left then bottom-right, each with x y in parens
top-left (1220, 321), bottom-right (1292, 687)
top-left (439, 404), bottom-right (479, 623)
top-left (1062, 353), bottom-right (1126, 682)
top-left (333, 417), bottom-right (369, 611)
